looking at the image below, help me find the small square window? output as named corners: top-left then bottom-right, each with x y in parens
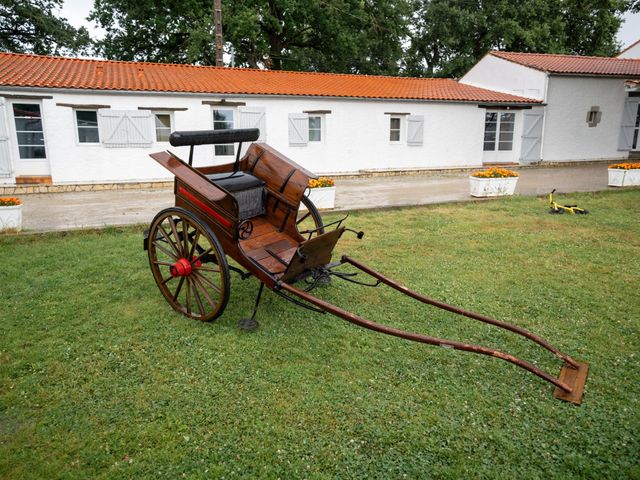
top-left (390, 117), bottom-right (401, 142)
top-left (154, 113), bottom-right (171, 142)
top-left (76, 110), bottom-right (100, 143)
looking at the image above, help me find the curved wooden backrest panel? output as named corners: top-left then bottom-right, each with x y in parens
top-left (242, 144), bottom-right (316, 238)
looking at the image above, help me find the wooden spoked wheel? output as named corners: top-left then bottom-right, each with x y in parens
top-left (147, 207), bottom-right (230, 322)
top-left (296, 195), bottom-right (325, 239)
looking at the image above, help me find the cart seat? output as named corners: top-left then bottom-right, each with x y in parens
top-left (206, 171), bottom-right (265, 221)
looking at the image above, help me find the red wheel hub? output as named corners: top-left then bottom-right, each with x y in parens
top-left (170, 257), bottom-right (201, 277)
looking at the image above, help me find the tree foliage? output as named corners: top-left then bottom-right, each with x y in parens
top-left (89, 0), bottom-right (218, 64)
top-left (405, 0), bottom-right (628, 78)
top-left (89, 0), bottom-right (411, 75)
top-left (224, 0), bottom-right (410, 74)
top-left (0, 0), bottom-right (90, 55)
top-left (6, 0), bottom-right (631, 77)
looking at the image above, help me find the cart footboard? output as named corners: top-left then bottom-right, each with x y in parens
top-left (276, 257), bottom-right (589, 405)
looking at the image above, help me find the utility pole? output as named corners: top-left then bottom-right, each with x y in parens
top-left (213, 0), bottom-right (224, 66)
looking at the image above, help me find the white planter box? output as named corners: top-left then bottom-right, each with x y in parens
top-left (303, 186), bottom-right (336, 209)
top-left (0, 204), bottom-right (22, 232)
top-left (469, 176), bottom-right (518, 197)
top-left (608, 168), bottom-right (640, 187)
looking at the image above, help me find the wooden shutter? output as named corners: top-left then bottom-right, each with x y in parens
top-left (239, 107), bottom-right (266, 142)
top-left (618, 98), bottom-right (639, 151)
top-left (288, 113), bottom-right (308, 146)
top-left (407, 115), bottom-right (424, 146)
top-left (0, 98), bottom-right (12, 178)
top-left (520, 110), bottom-right (544, 163)
top-left (98, 109), bottom-right (154, 147)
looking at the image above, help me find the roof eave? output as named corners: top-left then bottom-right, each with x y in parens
top-left (0, 85), bottom-right (541, 105)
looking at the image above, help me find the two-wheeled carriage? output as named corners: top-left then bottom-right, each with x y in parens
top-left (144, 128), bottom-right (589, 405)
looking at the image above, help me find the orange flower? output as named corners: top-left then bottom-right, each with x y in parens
top-left (308, 177), bottom-right (335, 188)
top-left (0, 197), bottom-right (22, 206)
top-left (471, 168), bottom-right (519, 178)
top-left (609, 162), bottom-right (640, 170)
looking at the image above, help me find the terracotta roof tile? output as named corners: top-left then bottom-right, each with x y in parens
top-left (0, 52), bottom-right (539, 104)
top-left (491, 51), bottom-right (640, 77)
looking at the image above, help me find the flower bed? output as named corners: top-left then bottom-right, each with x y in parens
top-left (469, 168), bottom-right (519, 197)
top-left (608, 163), bottom-right (640, 187)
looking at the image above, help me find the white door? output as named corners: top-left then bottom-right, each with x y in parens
top-left (9, 101), bottom-right (51, 176)
top-left (520, 110), bottom-right (544, 163)
top-left (0, 98), bottom-right (13, 178)
top-left (482, 110), bottom-right (518, 164)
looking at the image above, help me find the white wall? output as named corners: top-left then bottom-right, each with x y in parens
top-left (617, 41), bottom-right (640, 58)
top-left (460, 55), bottom-right (547, 101)
top-left (0, 90), bottom-right (487, 183)
top-left (542, 77), bottom-right (629, 162)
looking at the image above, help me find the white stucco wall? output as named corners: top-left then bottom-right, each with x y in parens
top-left (617, 41), bottom-right (640, 59)
top-left (460, 55), bottom-right (547, 101)
top-left (0, 89), bottom-right (487, 184)
top-left (541, 77), bottom-right (629, 162)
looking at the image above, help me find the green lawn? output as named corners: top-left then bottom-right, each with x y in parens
top-left (1, 190), bottom-right (639, 479)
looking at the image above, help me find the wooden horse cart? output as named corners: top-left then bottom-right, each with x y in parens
top-left (144, 128), bottom-right (589, 405)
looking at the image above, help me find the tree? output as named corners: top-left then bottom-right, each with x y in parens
top-left (89, 0), bottom-right (217, 64)
top-left (224, 0), bottom-right (410, 74)
top-left (0, 0), bottom-right (90, 55)
top-left (405, 0), bottom-right (627, 78)
top-left (89, 0), bottom-right (411, 75)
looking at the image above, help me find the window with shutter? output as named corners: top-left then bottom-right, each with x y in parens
top-left (98, 110), bottom-right (154, 148)
top-left (288, 113), bottom-right (309, 146)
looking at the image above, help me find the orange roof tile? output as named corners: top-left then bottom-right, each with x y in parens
top-left (491, 51), bottom-right (640, 77)
top-left (0, 52), bottom-right (539, 104)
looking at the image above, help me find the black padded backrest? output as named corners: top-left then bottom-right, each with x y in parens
top-left (169, 128), bottom-right (259, 147)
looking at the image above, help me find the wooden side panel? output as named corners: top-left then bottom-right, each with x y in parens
top-left (150, 150), bottom-right (239, 239)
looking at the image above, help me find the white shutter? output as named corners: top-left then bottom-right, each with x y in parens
top-left (288, 113), bottom-right (308, 146)
top-left (520, 110), bottom-right (544, 163)
top-left (239, 106), bottom-right (266, 142)
top-left (406, 115), bottom-right (424, 146)
top-left (98, 109), bottom-right (154, 148)
top-left (618, 98), bottom-right (640, 151)
top-left (0, 98), bottom-right (12, 177)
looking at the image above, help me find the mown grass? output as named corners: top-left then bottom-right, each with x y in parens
top-left (1, 189), bottom-right (639, 479)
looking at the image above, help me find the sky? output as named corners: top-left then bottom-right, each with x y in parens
top-left (58, 0), bottom-right (640, 51)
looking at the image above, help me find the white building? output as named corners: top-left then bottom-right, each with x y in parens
top-left (617, 39), bottom-right (640, 59)
top-left (461, 51), bottom-right (640, 163)
top-left (0, 51), bottom-right (639, 187)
